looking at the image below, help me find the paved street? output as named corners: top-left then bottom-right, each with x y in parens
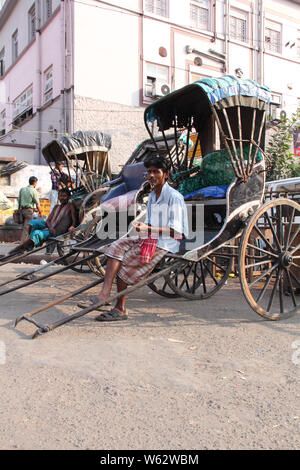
top-left (0, 262), bottom-right (299, 450)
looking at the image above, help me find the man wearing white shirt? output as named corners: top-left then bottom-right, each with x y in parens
top-left (78, 155), bottom-right (189, 321)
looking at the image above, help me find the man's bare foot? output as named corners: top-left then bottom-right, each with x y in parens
top-left (77, 295), bottom-right (110, 310)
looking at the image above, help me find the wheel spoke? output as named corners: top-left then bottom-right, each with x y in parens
top-left (256, 271), bottom-right (273, 303)
top-left (199, 261), bottom-right (207, 294)
top-left (289, 270), bottom-right (300, 288)
top-left (266, 267), bottom-right (281, 312)
top-left (284, 207), bottom-right (296, 250)
top-left (245, 258), bottom-right (274, 269)
top-left (279, 275), bottom-right (284, 314)
top-left (203, 261), bottom-right (218, 286)
top-left (265, 211), bottom-right (281, 250)
top-left (179, 264), bottom-right (193, 290)
top-left (290, 243), bottom-right (300, 255)
top-left (206, 256), bottom-right (229, 274)
top-left (288, 226), bottom-right (300, 251)
top-left (253, 224), bottom-right (276, 253)
top-left (249, 262), bottom-right (279, 288)
top-left (291, 263), bottom-right (300, 269)
top-left (246, 243), bottom-right (279, 258)
top-left (284, 268), bottom-right (297, 307)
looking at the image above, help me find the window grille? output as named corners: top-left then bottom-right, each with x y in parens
top-left (145, 0), bottom-right (167, 17)
top-left (12, 30), bottom-right (18, 62)
top-left (265, 20), bottom-right (281, 53)
top-left (190, 0), bottom-right (210, 31)
top-left (230, 9), bottom-right (248, 43)
top-left (28, 4), bottom-right (36, 42)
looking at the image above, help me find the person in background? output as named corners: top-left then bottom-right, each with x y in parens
top-left (18, 176), bottom-right (42, 242)
top-left (9, 188), bottom-right (76, 254)
top-left (50, 162), bottom-right (71, 211)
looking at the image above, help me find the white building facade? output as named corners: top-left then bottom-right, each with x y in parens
top-left (0, 0), bottom-right (299, 172)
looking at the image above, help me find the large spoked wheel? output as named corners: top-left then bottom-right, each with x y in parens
top-left (56, 230), bottom-right (91, 273)
top-left (85, 216), bottom-right (107, 277)
top-left (239, 199), bottom-right (300, 320)
top-left (165, 247), bottom-right (234, 300)
top-left (148, 257), bottom-right (181, 298)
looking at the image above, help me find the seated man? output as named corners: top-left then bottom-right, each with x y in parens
top-left (78, 155), bottom-right (189, 321)
top-left (9, 188), bottom-right (76, 254)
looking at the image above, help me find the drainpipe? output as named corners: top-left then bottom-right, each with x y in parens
top-left (224, 0), bottom-right (229, 73)
top-left (61, 0), bottom-right (66, 134)
top-left (67, 0), bottom-right (74, 133)
top-left (257, 0), bottom-right (264, 85)
top-left (36, 0), bottom-right (42, 164)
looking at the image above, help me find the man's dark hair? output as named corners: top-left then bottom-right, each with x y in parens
top-left (144, 155), bottom-right (171, 173)
top-left (29, 176), bottom-right (38, 185)
top-left (58, 187), bottom-right (71, 197)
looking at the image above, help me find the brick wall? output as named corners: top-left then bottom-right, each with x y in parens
top-left (74, 96), bottom-right (149, 175)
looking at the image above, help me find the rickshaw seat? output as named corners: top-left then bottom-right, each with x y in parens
top-left (101, 162), bottom-right (146, 203)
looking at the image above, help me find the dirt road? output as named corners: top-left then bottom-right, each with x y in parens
top-left (0, 264), bottom-right (299, 450)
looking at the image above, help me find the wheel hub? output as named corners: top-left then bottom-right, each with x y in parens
top-left (280, 252), bottom-right (293, 267)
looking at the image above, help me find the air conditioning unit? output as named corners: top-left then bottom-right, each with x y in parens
top-left (153, 80), bottom-right (171, 98)
top-left (274, 108), bottom-right (287, 120)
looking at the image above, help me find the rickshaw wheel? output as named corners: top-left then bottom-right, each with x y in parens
top-left (239, 199), bottom-right (300, 320)
top-left (147, 257), bottom-right (181, 298)
top-left (56, 230), bottom-right (91, 273)
top-left (165, 247), bottom-right (233, 300)
top-left (85, 216), bottom-right (107, 277)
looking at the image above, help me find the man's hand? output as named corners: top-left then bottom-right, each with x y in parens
top-left (68, 226), bottom-right (75, 233)
top-left (132, 221), bottom-right (149, 234)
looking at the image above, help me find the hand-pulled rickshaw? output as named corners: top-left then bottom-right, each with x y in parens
top-left (1, 75), bottom-right (299, 338)
top-left (0, 130), bottom-right (112, 273)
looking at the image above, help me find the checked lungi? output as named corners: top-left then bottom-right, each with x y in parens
top-left (105, 236), bottom-right (166, 285)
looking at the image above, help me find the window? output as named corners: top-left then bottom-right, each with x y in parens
top-left (12, 30), bottom-right (18, 62)
top-left (44, 0), bottom-right (52, 22)
top-left (265, 19), bottom-right (281, 54)
top-left (145, 0), bottom-right (167, 17)
top-left (12, 85), bottom-right (33, 125)
top-left (0, 110), bottom-right (5, 136)
top-left (28, 4), bottom-right (36, 42)
top-left (44, 66), bottom-right (53, 104)
top-left (230, 9), bottom-right (248, 43)
top-left (145, 63), bottom-right (169, 98)
top-left (0, 48), bottom-right (4, 77)
top-left (190, 0), bottom-right (211, 31)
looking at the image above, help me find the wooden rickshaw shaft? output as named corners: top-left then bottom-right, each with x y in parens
top-left (14, 277), bottom-right (105, 327)
top-left (0, 252), bottom-right (97, 297)
top-left (0, 239), bottom-right (57, 268)
top-left (31, 260), bottom-right (183, 339)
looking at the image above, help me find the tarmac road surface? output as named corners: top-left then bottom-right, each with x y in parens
top-left (0, 263), bottom-right (299, 450)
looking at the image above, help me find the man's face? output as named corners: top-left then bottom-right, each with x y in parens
top-left (146, 166), bottom-right (168, 188)
top-left (58, 191), bottom-right (69, 205)
top-left (58, 164), bottom-right (64, 172)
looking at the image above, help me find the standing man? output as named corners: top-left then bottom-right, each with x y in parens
top-left (18, 176), bottom-right (42, 242)
top-left (78, 155), bottom-right (189, 321)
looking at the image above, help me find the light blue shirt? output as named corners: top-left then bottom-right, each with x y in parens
top-left (145, 182), bottom-right (189, 253)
